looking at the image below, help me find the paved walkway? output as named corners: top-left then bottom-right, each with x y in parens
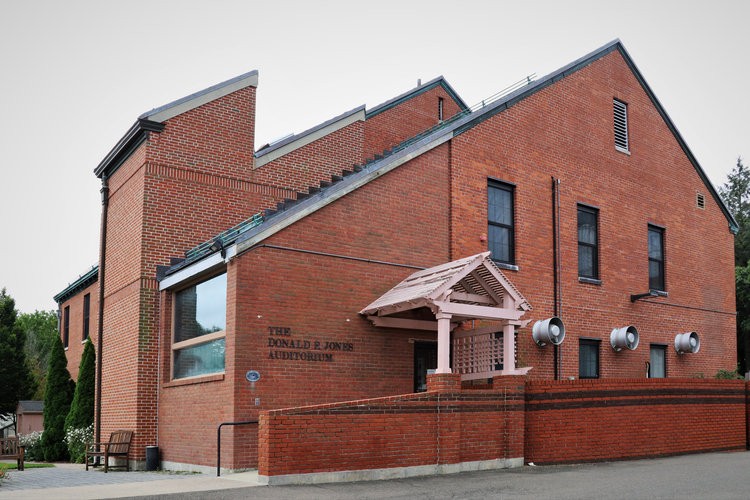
top-left (0, 462), bottom-right (260, 500)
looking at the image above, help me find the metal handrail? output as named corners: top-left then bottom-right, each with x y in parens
top-left (216, 420), bottom-right (258, 477)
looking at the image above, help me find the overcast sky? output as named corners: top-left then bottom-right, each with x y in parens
top-left (1, 0), bottom-right (748, 313)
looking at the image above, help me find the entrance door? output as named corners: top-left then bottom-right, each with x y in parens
top-left (414, 341), bottom-right (438, 392)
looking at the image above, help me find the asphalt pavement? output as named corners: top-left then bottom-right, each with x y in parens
top-left (3, 450), bottom-right (750, 499)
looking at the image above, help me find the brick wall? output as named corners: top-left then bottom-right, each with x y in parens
top-left (59, 280), bottom-right (98, 381)
top-left (449, 49), bottom-right (736, 380)
top-left (525, 378), bottom-right (747, 464)
top-left (258, 377), bottom-right (748, 480)
top-left (258, 374), bottom-right (525, 478)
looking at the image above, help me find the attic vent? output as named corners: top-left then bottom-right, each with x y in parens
top-left (696, 192), bottom-right (705, 209)
top-left (613, 99), bottom-right (629, 152)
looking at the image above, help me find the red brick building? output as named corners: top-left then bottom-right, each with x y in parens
top-left (56, 40), bottom-right (738, 475)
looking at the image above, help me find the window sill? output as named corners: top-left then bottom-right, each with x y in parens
top-left (495, 262), bottom-right (519, 272)
top-left (579, 277), bottom-right (602, 285)
top-left (615, 146), bottom-right (631, 155)
top-left (164, 372), bottom-right (225, 388)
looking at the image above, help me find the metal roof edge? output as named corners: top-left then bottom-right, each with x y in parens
top-left (54, 265), bottom-right (99, 304)
top-left (613, 43), bottom-right (739, 234)
top-left (94, 119), bottom-right (164, 178)
top-left (140, 70), bottom-right (259, 123)
top-left (366, 75), bottom-right (468, 119)
top-left (254, 105), bottom-right (366, 166)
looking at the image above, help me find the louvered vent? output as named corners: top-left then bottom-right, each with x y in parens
top-left (614, 99), bottom-right (629, 152)
top-left (696, 192), bottom-right (705, 209)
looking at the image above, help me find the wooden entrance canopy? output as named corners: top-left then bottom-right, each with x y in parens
top-left (360, 252), bottom-right (533, 377)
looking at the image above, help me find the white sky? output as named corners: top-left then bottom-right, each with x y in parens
top-left (1, 0), bottom-right (748, 313)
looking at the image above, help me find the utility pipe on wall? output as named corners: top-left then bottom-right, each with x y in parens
top-left (551, 177), bottom-right (562, 380)
top-left (95, 175), bottom-right (109, 446)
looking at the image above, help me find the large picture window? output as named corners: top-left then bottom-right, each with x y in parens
top-left (172, 272), bottom-right (227, 379)
top-left (488, 180), bottom-right (515, 265)
top-left (648, 225), bottom-right (665, 291)
top-left (577, 205), bottom-right (599, 279)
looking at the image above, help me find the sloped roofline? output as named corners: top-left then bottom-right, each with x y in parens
top-left (94, 70), bottom-right (259, 179)
top-left (54, 265), bottom-right (98, 303)
top-left (163, 40), bottom-right (738, 284)
top-left (365, 75), bottom-right (468, 118)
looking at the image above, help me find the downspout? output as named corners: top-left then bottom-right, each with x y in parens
top-left (551, 177), bottom-right (562, 380)
top-left (95, 175), bottom-right (109, 445)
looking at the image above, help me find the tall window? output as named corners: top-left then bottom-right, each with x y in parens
top-left (649, 344), bottom-right (666, 378)
top-left (577, 205), bottom-right (599, 279)
top-left (648, 225), bottom-right (665, 291)
top-left (614, 98), bottom-right (629, 152)
top-left (172, 273), bottom-right (227, 379)
top-left (63, 305), bottom-right (70, 349)
top-left (579, 339), bottom-right (599, 379)
top-left (488, 180), bottom-right (515, 265)
top-left (438, 97), bottom-right (444, 121)
top-left (82, 293), bottom-right (90, 341)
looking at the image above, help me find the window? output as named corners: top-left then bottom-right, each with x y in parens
top-left (649, 344), bottom-right (666, 378)
top-left (488, 180), bottom-right (515, 265)
top-left (614, 98), bottom-right (629, 152)
top-left (82, 294), bottom-right (90, 341)
top-left (579, 339), bottom-right (599, 379)
top-left (63, 306), bottom-right (70, 349)
top-left (648, 225), bottom-right (665, 291)
top-left (696, 193), bottom-right (705, 209)
top-left (438, 97), bottom-right (444, 121)
top-left (577, 205), bottom-right (599, 279)
top-left (172, 273), bottom-right (227, 379)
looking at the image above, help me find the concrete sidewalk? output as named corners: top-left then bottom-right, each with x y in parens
top-left (0, 462), bottom-right (261, 500)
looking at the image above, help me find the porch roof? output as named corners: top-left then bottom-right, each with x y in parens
top-left (360, 252), bottom-right (531, 323)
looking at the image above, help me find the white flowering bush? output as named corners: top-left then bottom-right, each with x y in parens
top-left (18, 431), bottom-right (44, 461)
top-left (64, 424), bottom-right (93, 463)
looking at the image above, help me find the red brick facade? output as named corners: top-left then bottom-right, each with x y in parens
top-left (55, 41), bottom-right (738, 475)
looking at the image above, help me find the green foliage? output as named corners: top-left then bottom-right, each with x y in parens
top-left (720, 157), bottom-right (750, 266)
top-left (17, 310), bottom-right (59, 401)
top-left (736, 264), bottom-right (750, 373)
top-left (0, 288), bottom-right (37, 422)
top-left (65, 339), bottom-right (95, 431)
top-left (64, 424), bottom-right (93, 463)
top-left (715, 367), bottom-right (744, 380)
top-left (40, 334), bottom-right (74, 462)
top-left (18, 430), bottom-right (44, 461)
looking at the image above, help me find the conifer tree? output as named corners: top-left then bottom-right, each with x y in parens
top-left (65, 339), bottom-right (95, 430)
top-left (0, 288), bottom-right (36, 428)
top-left (41, 334), bottom-right (74, 461)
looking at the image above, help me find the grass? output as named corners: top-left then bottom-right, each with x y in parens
top-left (0, 462), bottom-right (55, 471)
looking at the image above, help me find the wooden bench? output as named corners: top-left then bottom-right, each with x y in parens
top-left (0, 437), bottom-right (25, 471)
top-left (85, 430), bottom-right (133, 472)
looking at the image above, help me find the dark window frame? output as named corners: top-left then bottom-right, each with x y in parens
top-left (487, 179), bottom-right (515, 265)
top-left (649, 343), bottom-right (667, 378)
top-left (438, 97), bottom-right (444, 121)
top-left (648, 225), bottom-right (666, 291)
top-left (82, 293), bottom-right (90, 341)
top-left (579, 338), bottom-right (600, 379)
top-left (63, 305), bottom-right (70, 349)
top-left (577, 204), bottom-right (599, 279)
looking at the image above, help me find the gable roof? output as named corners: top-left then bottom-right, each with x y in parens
top-left (360, 252), bottom-right (531, 318)
top-left (365, 75), bottom-right (468, 118)
top-left (162, 40), bottom-right (737, 284)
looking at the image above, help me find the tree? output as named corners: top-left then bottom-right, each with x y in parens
top-left (17, 310), bottom-right (58, 400)
top-left (65, 339), bottom-right (95, 430)
top-left (41, 333), bottom-right (74, 461)
top-left (719, 157), bottom-right (750, 266)
top-left (0, 288), bottom-right (36, 430)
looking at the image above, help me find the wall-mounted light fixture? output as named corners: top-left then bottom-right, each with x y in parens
top-left (209, 238), bottom-right (226, 259)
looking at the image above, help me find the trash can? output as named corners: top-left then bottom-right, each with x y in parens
top-left (145, 446), bottom-right (159, 471)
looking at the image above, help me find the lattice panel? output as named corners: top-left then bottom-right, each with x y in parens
top-left (453, 332), bottom-right (506, 380)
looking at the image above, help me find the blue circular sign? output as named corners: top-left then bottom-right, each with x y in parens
top-left (246, 370), bottom-right (261, 383)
